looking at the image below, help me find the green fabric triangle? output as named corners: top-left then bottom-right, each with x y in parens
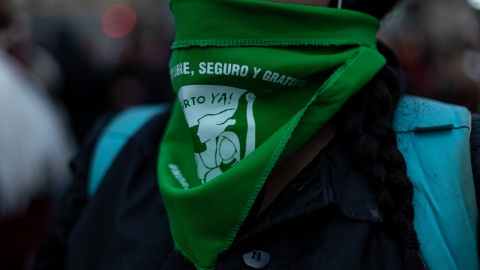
top-left (158, 1), bottom-right (386, 269)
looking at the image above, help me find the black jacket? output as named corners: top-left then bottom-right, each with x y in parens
top-left (34, 108), bottom-right (480, 270)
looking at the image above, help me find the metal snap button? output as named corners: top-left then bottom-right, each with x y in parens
top-left (291, 182), bottom-right (305, 192)
top-left (243, 250), bottom-right (270, 269)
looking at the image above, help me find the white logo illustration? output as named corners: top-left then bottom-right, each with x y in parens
top-left (178, 85), bottom-right (256, 184)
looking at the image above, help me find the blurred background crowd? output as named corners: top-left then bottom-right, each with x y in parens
top-left (381, 0), bottom-right (480, 111)
top-left (0, 0), bottom-right (479, 269)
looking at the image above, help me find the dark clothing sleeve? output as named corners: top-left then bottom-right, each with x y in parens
top-left (471, 113), bottom-right (480, 212)
top-left (470, 113), bottom-right (480, 261)
top-left (33, 114), bottom-right (114, 270)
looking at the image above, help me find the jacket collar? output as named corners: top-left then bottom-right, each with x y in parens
top-left (234, 135), bottom-right (383, 244)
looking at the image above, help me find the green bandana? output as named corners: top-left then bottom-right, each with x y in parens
top-left (158, 1), bottom-right (385, 269)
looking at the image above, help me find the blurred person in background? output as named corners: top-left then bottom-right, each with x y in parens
top-left (0, 0), bottom-right (75, 269)
top-left (34, 0), bottom-right (480, 269)
top-left (44, 20), bottom-right (174, 144)
top-left (379, 0), bottom-right (480, 111)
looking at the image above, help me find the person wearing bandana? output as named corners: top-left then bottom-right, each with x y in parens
top-left (34, 0), bottom-right (480, 270)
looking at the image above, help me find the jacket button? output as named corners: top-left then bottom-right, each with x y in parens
top-left (242, 250), bottom-right (270, 269)
top-left (291, 182), bottom-right (304, 192)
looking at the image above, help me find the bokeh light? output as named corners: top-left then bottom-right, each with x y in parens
top-left (467, 0), bottom-right (480, 10)
top-left (102, 3), bottom-right (137, 38)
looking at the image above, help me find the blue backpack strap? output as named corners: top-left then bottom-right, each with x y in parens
top-left (394, 96), bottom-right (478, 270)
top-left (87, 104), bottom-right (170, 197)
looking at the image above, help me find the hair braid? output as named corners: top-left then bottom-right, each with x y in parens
top-left (333, 0), bottom-right (425, 267)
top-left (340, 65), bottom-right (427, 270)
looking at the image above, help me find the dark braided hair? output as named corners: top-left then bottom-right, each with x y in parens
top-left (334, 0), bottom-right (427, 269)
top-left (341, 65), bottom-right (426, 270)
